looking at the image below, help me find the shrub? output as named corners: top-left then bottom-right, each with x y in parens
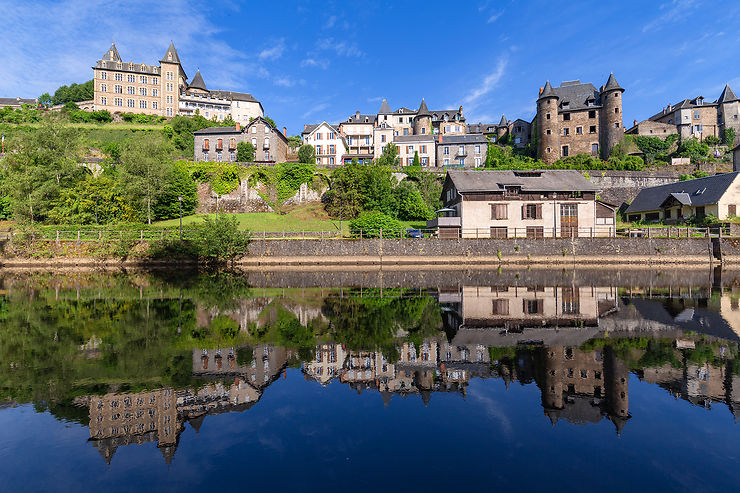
top-left (678, 137), bottom-right (710, 163)
top-left (236, 141), bottom-right (255, 162)
top-left (349, 211), bottom-right (402, 238)
top-left (724, 127), bottom-right (736, 146)
top-left (704, 135), bottom-right (721, 146)
top-left (192, 212), bottom-right (250, 263)
top-left (679, 170), bottom-right (710, 181)
top-left (297, 144), bottom-right (316, 164)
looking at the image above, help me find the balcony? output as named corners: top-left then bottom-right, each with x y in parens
top-left (426, 216), bottom-right (461, 228)
top-left (263, 142), bottom-right (270, 149)
top-left (456, 149), bottom-right (468, 157)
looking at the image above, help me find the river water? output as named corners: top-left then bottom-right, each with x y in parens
top-left (1, 267), bottom-right (739, 491)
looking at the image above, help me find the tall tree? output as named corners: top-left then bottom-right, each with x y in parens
top-left (0, 116), bottom-right (82, 223)
top-left (297, 144), bottom-right (316, 164)
top-left (236, 142), bottom-right (255, 162)
top-left (117, 133), bottom-right (174, 224)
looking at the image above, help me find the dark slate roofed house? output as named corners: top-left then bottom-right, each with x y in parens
top-left (625, 172), bottom-right (740, 223)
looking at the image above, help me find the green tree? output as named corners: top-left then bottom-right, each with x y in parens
top-left (46, 80), bottom-right (94, 105)
top-left (633, 135), bottom-right (678, 164)
top-left (677, 137), bottom-right (710, 163)
top-left (704, 135), bottom-right (721, 146)
top-left (412, 151), bottom-right (420, 167)
top-left (152, 161), bottom-right (198, 220)
top-left (263, 116), bottom-right (277, 128)
top-left (48, 175), bottom-right (137, 224)
top-left (193, 212), bottom-right (250, 263)
top-left (724, 127), bottom-right (736, 146)
top-left (298, 144), bottom-right (316, 164)
top-left (376, 143), bottom-right (400, 167)
top-left (361, 163), bottom-right (397, 216)
top-left (287, 135), bottom-right (302, 148)
top-left (394, 180), bottom-right (432, 220)
top-left (236, 142), bottom-right (255, 162)
top-left (325, 160), bottom-right (365, 219)
top-left (117, 133), bottom-right (174, 224)
top-left (0, 117), bottom-right (83, 223)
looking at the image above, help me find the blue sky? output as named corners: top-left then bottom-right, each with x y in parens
top-left (1, 0), bottom-right (739, 135)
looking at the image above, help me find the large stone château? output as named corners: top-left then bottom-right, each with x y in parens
top-left (536, 75), bottom-right (625, 165)
top-left (92, 42), bottom-right (263, 124)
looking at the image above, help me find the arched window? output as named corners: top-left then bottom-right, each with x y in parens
top-left (230, 138), bottom-right (236, 149)
top-left (264, 137), bottom-right (270, 148)
top-left (203, 139), bottom-right (210, 150)
top-left (217, 138), bottom-right (223, 150)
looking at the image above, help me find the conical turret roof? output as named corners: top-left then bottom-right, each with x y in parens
top-left (603, 73), bottom-right (624, 92)
top-left (417, 98), bottom-right (431, 117)
top-left (499, 114), bottom-right (507, 126)
top-left (161, 42), bottom-right (181, 64)
top-left (378, 98), bottom-right (392, 114)
top-left (189, 69), bottom-right (207, 91)
top-left (718, 84), bottom-right (739, 103)
top-left (538, 80), bottom-right (558, 100)
top-left (102, 43), bottom-right (121, 62)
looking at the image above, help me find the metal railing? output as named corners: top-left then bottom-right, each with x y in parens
top-left (0, 225), bottom-right (733, 243)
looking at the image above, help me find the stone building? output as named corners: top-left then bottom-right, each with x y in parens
top-left (0, 97), bottom-right (37, 109)
top-left (647, 84), bottom-right (740, 145)
top-left (536, 74), bottom-right (625, 165)
top-left (192, 117), bottom-right (288, 163)
top-left (469, 117), bottom-right (532, 148)
top-left (92, 42), bottom-right (262, 123)
top-left (625, 119), bottom-right (678, 137)
top-left (394, 134), bottom-right (437, 166)
top-left (436, 134), bottom-right (488, 167)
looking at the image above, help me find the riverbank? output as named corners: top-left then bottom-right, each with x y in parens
top-left (1, 236), bottom-right (734, 266)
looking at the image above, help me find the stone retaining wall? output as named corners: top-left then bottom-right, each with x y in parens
top-left (244, 237), bottom-right (714, 265)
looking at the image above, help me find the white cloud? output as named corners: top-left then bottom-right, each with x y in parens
top-left (258, 39), bottom-right (286, 61)
top-left (462, 57), bottom-right (508, 107)
top-left (302, 102), bottom-right (329, 119)
top-left (323, 15), bottom-right (337, 29)
top-left (300, 58), bottom-right (329, 69)
top-left (316, 38), bottom-right (364, 58)
top-left (642, 0), bottom-right (700, 33)
top-left (274, 76), bottom-right (304, 88)
top-left (487, 12), bottom-right (502, 23)
top-left (367, 96), bottom-right (383, 103)
top-left (0, 0), bottom-right (267, 96)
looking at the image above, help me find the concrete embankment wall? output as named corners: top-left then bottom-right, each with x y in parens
top-left (243, 238), bottom-right (714, 266)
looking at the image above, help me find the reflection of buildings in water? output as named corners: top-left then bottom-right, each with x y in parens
top-left (87, 344), bottom-right (292, 465)
top-left (304, 343), bottom-right (347, 385)
top-left (720, 294), bottom-right (740, 340)
top-left (539, 346), bottom-right (629, 434)
top-left (197, 298), bottom-right (327, 335)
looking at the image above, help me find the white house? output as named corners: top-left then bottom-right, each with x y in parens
top-left (302, 122), bottom-right (347, 166)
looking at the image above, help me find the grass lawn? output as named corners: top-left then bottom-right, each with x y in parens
top-left (153, 203), bottom-right (428, 231)
top-left (0, 122), bottom-right (166, 130)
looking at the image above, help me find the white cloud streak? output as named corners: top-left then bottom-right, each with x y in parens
top-left (642, 0), bottom-right (700, 33)
top-left (258, 39), bottom-right (286, 61)
top-left (462, 57), bottom-right (508, 106)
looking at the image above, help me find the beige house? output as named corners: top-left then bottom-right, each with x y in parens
top-left (301, 122), bottom-right (347, 166)
top-left (429, 170), bottom-right (615, 238)
top-left (625, 171), bottom-right (740, 222)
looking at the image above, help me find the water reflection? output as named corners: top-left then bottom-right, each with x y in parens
top-left (2, 270), bottom-right (740, 467)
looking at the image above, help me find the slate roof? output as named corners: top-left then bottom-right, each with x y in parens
top-left (431, 109), bottom-right (464, 122)
top-left (161, 42), bottom-right (181, 64)
top-left (189, 70), bottom-right (207, 91)
top-left (301, 121), bottom-right (340, 136)
top-left (417, 99), bottom-right (431, 117)
top-left (192, 126), bottom-right (242, 135)
top-left (499, 114), bottom-right (507, 125)
top-left (625, 172), bottom-right (740, 213)
top-left (378, 99), bottom-right (392, 113)
top-left (549, 80), bottom-right (601, 111)
top-left (438, 134), bottom-right (489, 145)
top-left (718, 84), bottom-right (738, 103)
top-left (102, 43), bottom-right (121, 62)
top-left (209, 90), bottom-right (259, 103)
top-left (343, 113), bottom-right (377, 124)
top-left (394, 135), bottom-right (436, 143)
top-left (246, 116), bottom-right (289, 143)
top-left (603, 73), bottom-right (624, 92)
top-left (649, 97), bottom-right (717, 121)
top-left (538, 80), bottom-right (556, 100)
top-left (447, 170), bottom-right (599, 193)
top-left (0, 97), bottom-right (37, 107)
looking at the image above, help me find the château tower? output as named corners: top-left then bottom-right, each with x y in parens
top-left (598, 73), bottom-right (625, 160)
top-left (414, 99), bottom-right (432, 135)
top-left (536, 81), bottom-right (560, 165)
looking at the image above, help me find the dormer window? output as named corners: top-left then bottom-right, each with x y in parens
top-left (168, 54), bottom-right (172, 60)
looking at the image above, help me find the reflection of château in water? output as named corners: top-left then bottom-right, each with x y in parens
top-left (87, 344), bottom-right (292, 465)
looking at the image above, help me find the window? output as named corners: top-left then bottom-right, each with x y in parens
top-left (408, 145), bottom-right (414, 153)
top-left (265, 150), bottom-right (270, 160)
top-left (252, 126), bottom-right (257, 133)
top-left (230, 138), bottom-right (236, 149)
top-left (403, 128), bottom-right (409, 136)
top-left (475, 145), bottom-right (481, 154)
top-left (329, 157), bottom-right (335, 165)
top-left (152, 77), bottom-right (158, 85)
top-left (127, 86), bottom-right (135, 95)
top-left (316, 133), bottom-right (322, 140)
top-left (139, 100), bottom-right (147, 108)
top-left (576, 126), bottom-right (583, 135)
top-left (264, 137), bottom-right (270, 148)
top-left (421, 157), bottom-right (428, 165)
top-left (114, 85), bottom-right (122, 94)
top-left (444, 158), bottom-right (449, 165)
top-left (615, 107), bottom-right (619, 114)
top-left (230, 151), bottom-right (235, 161)
top-left (591, 143), bottom-right (599, 156)
top-left (443, 146), bottom-right (450, 155)
top-left (563, 128), bottom-right (569, 136)
top-left (421, 127), bottom-right (426, 134)
top-left (216, 139), bottom-right (223, 150)
top-left (101, 72), bottom-right (108, 80)
top-left (523, 299), bottom-right (544, 314)
top-left (515, 137), bottom-right (521, 144)
top-left (217, 151), bottom-right (222, 162)
top-left (152, 101), bottom-right (158, 109)
top-left (546, 129), bottom-right (551, 135)
top-left (114, 97), bottom-right (122, 107)
top-left (694, 111), bottom-right (701, 119)
top-left (152, 89), bottom-right (158, 97)
top-left (139, 87), bottom-right (147, 96)
top-left (381, 135), bottom-right (386, 143)
top-left (546, 147), bottom-right (551, 153)
top-left (474, 157), bottom-right (481, 166)
top-left (458, 157), bottom-right (464, 165)
top-left (563, 113), bottom-right (571, 121)
top-left (614, 122), bottom-right (620, 128)
top-left (546, 113), bottom-right (551, 120)
top-left (100, 97), bottom-right (107, 105)
top-left (589, 125), bottom-right (596, 134)
top-left (316, 145), bottom-right (322, 155)
top-left (526, 226), bottom-right (544, 239)
top-left (252, 137), bottom-right (257, 146)
top-left (492, 299), bottom-right (510, 315)
top-left (329, 144), bottom-right (335, 153)
top-left (328, 132), bottom-right (335, 139)
top-left (166, 107), bottom-right (173, 116)
top-left (140, 76), bottom-right (148, 84)
top-left (127, 74), bottom-right (135, 83)
top-left (490, 227), bottom-right (507, 238)
top-left (729, 205), bottom-right (737, 217)
top-left (458, 145), bottom-right (465, 155)
top-left (127, 99), bottom-right (135, 108)
top-left (562, 145), bottom-right (569, 157)
top-left (100, 84), bottom-right (107, 92)
top-left (523, 203), bottom-right (542, 219)
top-left (491, 203), bottom-right (508, 220)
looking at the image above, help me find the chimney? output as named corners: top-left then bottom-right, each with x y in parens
top-left (459, 105), bottom-right (463, 117)
top-left (304, 124), bottom-right (307, 131)
top-left (283, 126), bottom-right (287, 137)
top-left (439, 134), bottom-right (443, 144)
top-left (235, 122), bottom-right (240, 131)
top-left (633, 120), bottom-right (637, 127)
top-left (539, 87), bottom-right (544, 96)
top-left (355, 110), bottom-right (360, 119)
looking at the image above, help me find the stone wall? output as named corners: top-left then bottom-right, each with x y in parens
top-left (196, 180), bottom-right (325, 213)
top-left (582, 170), bottom-right (681, 206)
top-left (243, 237), bottom-right (714, 265)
